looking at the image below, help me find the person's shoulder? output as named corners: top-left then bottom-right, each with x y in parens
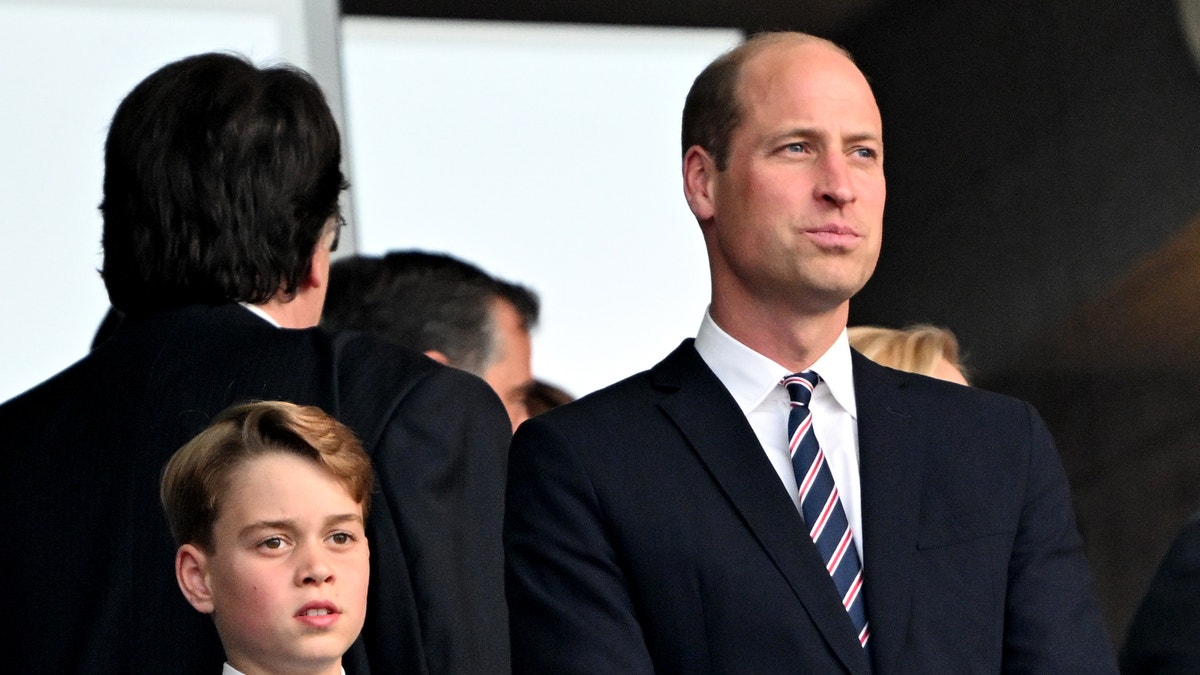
top-left (528, 339), bottom-right (718, 428)
top-left (322, 324), bottom-right (507, 434)
top-left (535, 364), bottom-right (659, 422)
top-left (856, 351), bottom-right (1027, 411)
top-left (322, 325), bottom-right (440, 383)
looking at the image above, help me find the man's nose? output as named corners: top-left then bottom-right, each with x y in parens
top-left (815, 154), bottom-right (856, 207)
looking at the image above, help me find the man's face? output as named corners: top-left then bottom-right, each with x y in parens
top-left (198, 453), bottom-right (369, 675)
top-left (688, 40), bottom-right (886, 319)
top-left (482, 298), bottom-right (534, 432)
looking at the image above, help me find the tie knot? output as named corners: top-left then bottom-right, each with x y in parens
top-left (782, 370), bottom-right (820, 407)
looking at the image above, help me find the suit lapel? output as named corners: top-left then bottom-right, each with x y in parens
top-left (853, 352), bottom-right (923, 674)
top-left (652, 342), bottom-right (871, 675)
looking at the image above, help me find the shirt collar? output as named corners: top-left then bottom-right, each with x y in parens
top-left (239, 301), bottom-right (282, 328)
top-left (224, 664), bottom-right (344, 675)
top-left (694, 309), bottom-right (857, 418)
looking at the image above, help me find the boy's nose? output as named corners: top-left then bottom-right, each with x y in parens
top-left (296, 550), bottom-right (335, 586)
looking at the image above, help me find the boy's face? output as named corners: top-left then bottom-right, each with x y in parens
top-left (176, 452), bottom-right (369, 675)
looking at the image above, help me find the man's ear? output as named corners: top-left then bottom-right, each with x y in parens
top-left (175, 544), bottom-right (216, 615)
top-left (682, 145), bottom-right (718, 223)
top-left (305, 232), bottom-right (334, 292)
top-left (423, 349), bottom-right (450, 365)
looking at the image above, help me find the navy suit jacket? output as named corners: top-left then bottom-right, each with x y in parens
top-left (0, 304), bottom-right (511, 674)
top-left (506, 340), bottom-right (1115, 673)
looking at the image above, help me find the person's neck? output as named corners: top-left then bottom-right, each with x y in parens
top-left (225, 657), bottom-right (344, 675)
top-left (709, 298), bottom-right (847, 372)
top-left (254, 292), bottom-right (321, 329)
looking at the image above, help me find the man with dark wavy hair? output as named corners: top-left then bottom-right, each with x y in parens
top-left (0, 53), bottom-right (510, 675)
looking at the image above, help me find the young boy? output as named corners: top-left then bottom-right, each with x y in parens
top-left (161, 401), bottom-right (374, 675)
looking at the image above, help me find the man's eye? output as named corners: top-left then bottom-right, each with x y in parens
top-left (330, 532), bottom-right (352, 545)
top-left (260, 537), bottom-right (285, 550)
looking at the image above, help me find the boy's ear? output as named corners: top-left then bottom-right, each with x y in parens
top-left (175, 544), bottom-right (216, 615)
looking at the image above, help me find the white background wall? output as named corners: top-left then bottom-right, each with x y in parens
top-left (0, 1), bottom-right (738, 402)
top-left (340, 19), bottom-right (738, 396)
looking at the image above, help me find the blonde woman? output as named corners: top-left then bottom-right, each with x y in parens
top-left (848, 324), bottom-right (969, 385)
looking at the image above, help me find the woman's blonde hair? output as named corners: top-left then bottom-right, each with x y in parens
top-left (848, 324), bottom-right (968, 382)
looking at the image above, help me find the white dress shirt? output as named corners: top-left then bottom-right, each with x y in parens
top-left (694, 310), bottom-right (865, 561)
top-left (240, 301), bottom-right (282, 327)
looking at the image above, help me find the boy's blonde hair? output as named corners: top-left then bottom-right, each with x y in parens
top-left (161, 400), bottom-right (372, 553)
top-left (848, 324), bottom-right (968, 382)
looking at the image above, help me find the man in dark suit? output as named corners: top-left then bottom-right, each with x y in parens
top-left (505, 32), bottom-right (1116, 673)
top-left (0, 53), bottom-right (510, 674)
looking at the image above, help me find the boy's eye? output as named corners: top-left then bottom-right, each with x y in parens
top-left (260, 536), bottom-right (285, 550)
top-left (329, 532), bottom-right (352, 545)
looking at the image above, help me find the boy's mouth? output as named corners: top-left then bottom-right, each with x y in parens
top-left (296, 601), bottom-right (340, 619)
top-left (295, 601), bottom-right (341, 629)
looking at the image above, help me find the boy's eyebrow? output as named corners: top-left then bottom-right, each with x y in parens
top-left (239, 519), bottom-right (296, 539)
top-left (237, 514), bottom-right (365, 539)
top-left (326, 513), bottom-right (365, 528)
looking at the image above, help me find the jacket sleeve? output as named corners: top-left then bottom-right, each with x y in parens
top-left (364, 365), bottom-right (512, 675)
top-left (505, 415), bottom-right (656, 675)
top-left (1002, 402), bottom-right (1118, 673)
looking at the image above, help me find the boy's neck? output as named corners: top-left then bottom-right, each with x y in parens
top-left (223, 660), bottom-right (345, 675)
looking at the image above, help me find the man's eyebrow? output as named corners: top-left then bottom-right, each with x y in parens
top-left (769, 128), bottom-right (882, 144)
top-left (843, 131), bottom-right (883, 145)
top-left (770, 127), bottom-right (819, 143)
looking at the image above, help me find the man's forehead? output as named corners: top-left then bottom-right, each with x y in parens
top-left (736, 41), bottom-right (880, 128)
top-left (741, 40), bottom-right (867, 91)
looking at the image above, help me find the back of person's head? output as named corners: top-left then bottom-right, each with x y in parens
top-left (849, 324), bottom-right (969, 384)
top-left (160, 400), bottom-right (372, 554)
top-left (322, 250), bottom-right (539, 377)
top-left (101, 52), bottom-right (346, 316)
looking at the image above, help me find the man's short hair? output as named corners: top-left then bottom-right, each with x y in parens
top-left (100, 52), bottom-right (347, 316)
top-left (160, 400), bottom-right (373, 554)
top-left (681, 32), bottom-right (852, 170)
top-left (322, 251), bottom-right (539, 376)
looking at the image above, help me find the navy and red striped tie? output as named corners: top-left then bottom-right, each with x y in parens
top-left (783, 370), bottom-right (870, 650)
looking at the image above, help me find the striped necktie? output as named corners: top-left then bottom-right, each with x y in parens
top-left (783, 370), bottom-right (870, 650)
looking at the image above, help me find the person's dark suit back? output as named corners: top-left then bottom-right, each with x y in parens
top-left (0, 53), bottom-right (510, 674)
